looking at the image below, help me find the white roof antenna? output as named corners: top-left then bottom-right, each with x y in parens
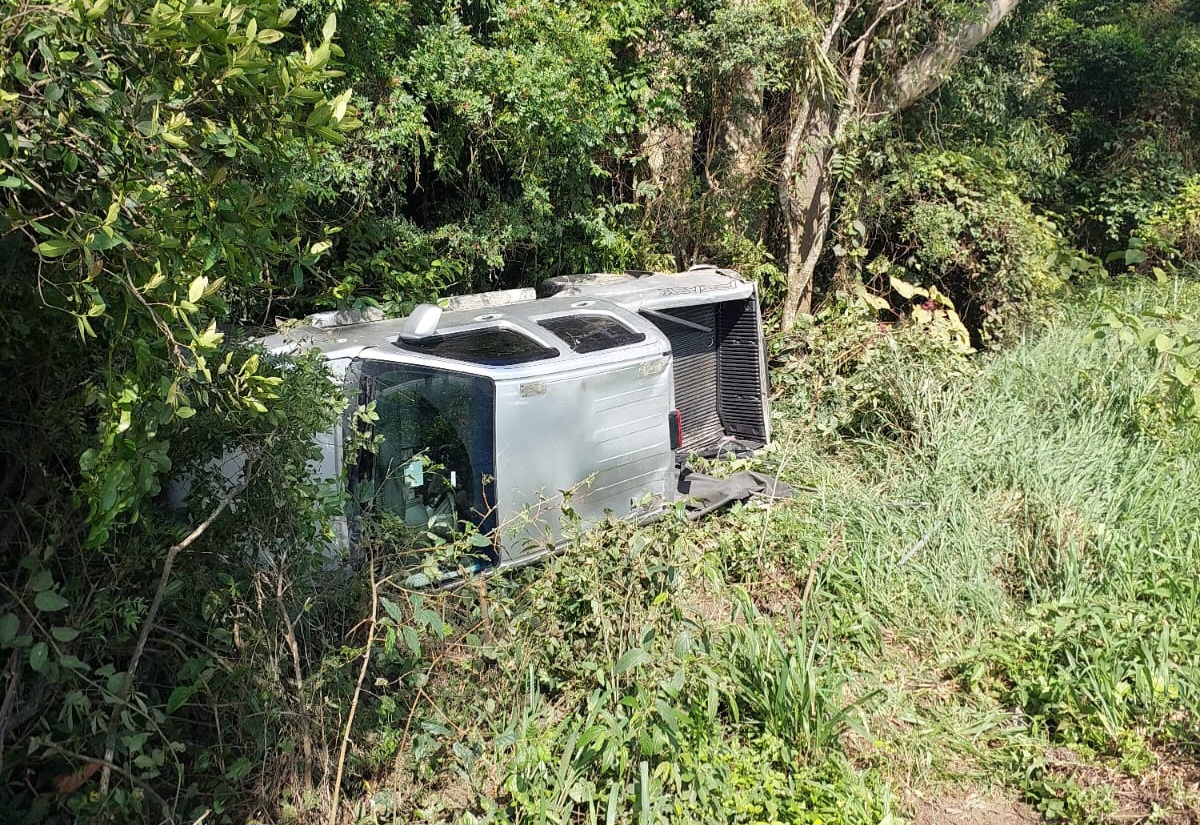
top-left (398, 304), bottom-right (442, 342)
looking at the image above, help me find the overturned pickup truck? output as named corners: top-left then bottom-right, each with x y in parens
top-left (261, 265), bottom-right (773, 572)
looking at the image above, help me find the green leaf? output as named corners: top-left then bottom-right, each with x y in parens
top-left (225, 758), bottom-right (252, 781)
top-left (330, 89), bottom-right (351, 122)
top-left (0, 614), bottom-right (18, 647)
top-left (87, 231), bottom-right (125, 252)
top-left (188, 276), bottom-right (207, 305)
top-left (413, 607), bottom-right (441, 629)
top-left (380, 597), bottom-right (405, 624)
top-left (0, 176), bottom-right (23, 188)
top-left (166, 684), bottom-right (194, 714)
top-left (36, 238), bottom-right (74, 258)
top-left (29, 642), bottom-right (49, 673)
top-left (614, 647), bottom-right (649, 675)
top-left (34, 591), bottom-right (69, 612)
top-left (51, 626), bottom-right (80, 642)
top-left (889, 275), bottom-right (926, 300)
top-left (321, 12), bottom-right (336, 41)
top-left (655, 698), bottom-right (683, 733)
top-left (195, 320), bottom-right (223, 349)
top-left (401, 625), bottom-right (420, 657)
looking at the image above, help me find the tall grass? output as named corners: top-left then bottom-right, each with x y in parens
top-left (777, 280), bottom-right (1200, 757)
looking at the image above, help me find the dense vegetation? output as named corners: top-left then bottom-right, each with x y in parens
top-left (2, 0), bottom-right (1199, 822)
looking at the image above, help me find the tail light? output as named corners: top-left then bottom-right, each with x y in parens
top-left (668, 410), bottom-right (683, 450)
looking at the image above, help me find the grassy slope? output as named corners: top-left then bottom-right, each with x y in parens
top-left (764, 280), bottom-right (1200, 822)
top-left (337, 280), bottom-right (1200, 825)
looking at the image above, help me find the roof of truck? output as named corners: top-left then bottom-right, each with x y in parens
top-left (258, 294), bottom-right (671, 375)
top-left (259, 266), bottom-right (755, 374)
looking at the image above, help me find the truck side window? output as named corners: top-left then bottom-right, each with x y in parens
top-left (537, 314), bottom-right (646, 353)
top-left (356, 363), bottom-right (497, 540)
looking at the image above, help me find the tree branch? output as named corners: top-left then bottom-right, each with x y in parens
top-left (883, 0), bottom-right (1022, 113)
top-left (821, 0), bottom-right (853, 54)
top-left (99, 480), bottom-right (246, 794)
top-left (328, 553), bottom-right (378, 825)
top-left (842, 0), bottom-right (907, 125)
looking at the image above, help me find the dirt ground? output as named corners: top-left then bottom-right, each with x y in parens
top-left (908, 791), bottom-right (1040, 825)
top-left (1041, 745), bottom-right (1200, 825)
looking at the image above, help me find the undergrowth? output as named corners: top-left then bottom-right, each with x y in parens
top-left (10, 277), bottom-right (1200, 824)
top-left (319, 275), bottom-right (1200, 825)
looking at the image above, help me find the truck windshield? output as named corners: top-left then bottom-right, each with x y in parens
top-left (356, 362), bottom-right (496, 540)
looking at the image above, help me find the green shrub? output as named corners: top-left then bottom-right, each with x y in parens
top-left (487, 593), bottom-right (889, 825)
top-left (1137, 176), bottom-right (1200, 271)
top-left (858, 151), bottom-right (1081, 343)
top-left (772, 281), bottom-right (975, 443)
top-left (0, 0), bottom-right (356, 817)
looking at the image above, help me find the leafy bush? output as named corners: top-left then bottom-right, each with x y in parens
top-left (0, 0), bottom-right (359, 819)
top-left (772, 279), bottom-right (975, 443)
top-left (290, 0), bottom-right (669, 306)
top-left (1086, 296), bottom-right (1200, 438)
top-left (0, 0), bottom-right (354, 542)
top-left (1036, 1), bottom-right (1200, 254)
top-left (857, 151), bottom-right (1080, 343)
top-left (1137, 176), bottom-right (1200, 271)
top-left (488, 589), bottom-right (889, 825)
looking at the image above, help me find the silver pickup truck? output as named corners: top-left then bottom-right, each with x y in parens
top-left (259, 265), bottom-right (771, 571)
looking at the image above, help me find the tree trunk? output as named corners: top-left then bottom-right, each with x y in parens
top-left (709, 0), bottom-right (766, 246)
top-left (887, 0), bottom-right (1022, 113)
top-left (642, 120), bottom-right (695, 267)
top-left (779, 91), bottom-right (835, 330)
top-left (720, 72), bottom-right (763, 189)
top-left (776, 0), bottom-right (1023, 330)
top-left (718, 0), bottom-right (764, 190)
